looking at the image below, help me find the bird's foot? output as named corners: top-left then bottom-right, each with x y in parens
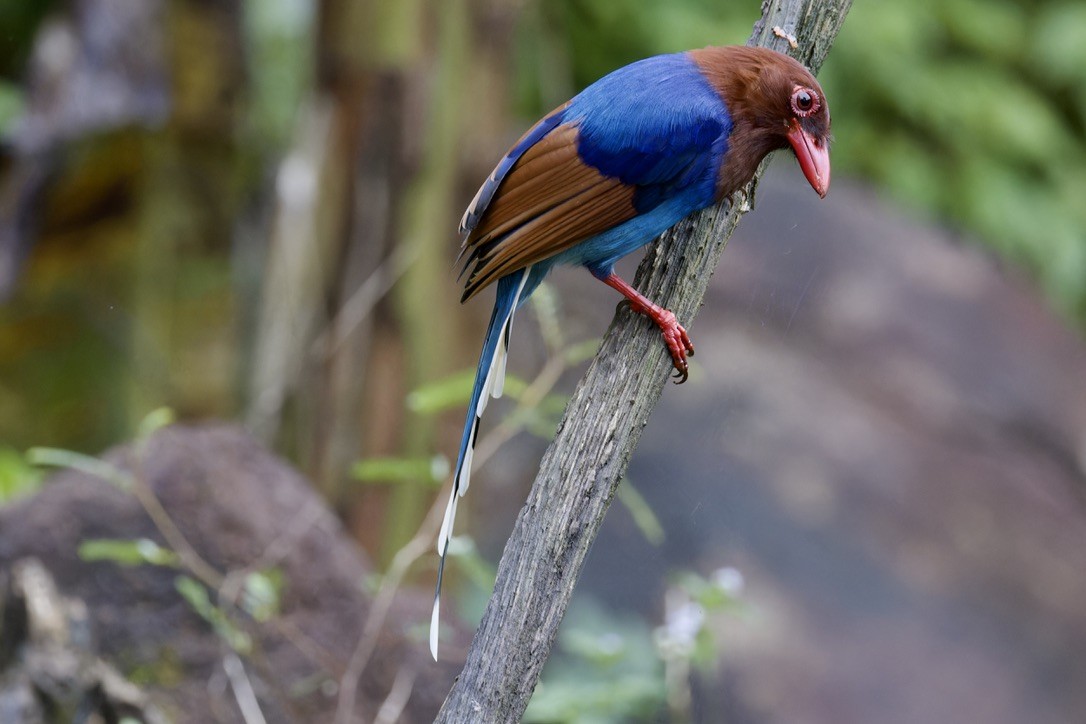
top-left (599, 271), bottom-right (695, 383)
top-left (644, 306), bottom-right (695, 383)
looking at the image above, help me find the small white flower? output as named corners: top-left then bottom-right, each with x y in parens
top-left (712, 566), bottom-right (745, 596)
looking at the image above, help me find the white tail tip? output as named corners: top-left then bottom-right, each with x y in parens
top-left (429, 597), bottom-right (441, 660)
top-left (438, 492), bottom-right (458, 555)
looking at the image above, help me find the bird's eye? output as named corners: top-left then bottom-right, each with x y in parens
top-left (790, 86), bottom-right (820, 117)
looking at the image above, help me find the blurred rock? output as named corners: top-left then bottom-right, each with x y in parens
top-left (469, 163), bottom-right (1086, 723)
top-left (0, 425), bottom-right (456, 723)
top-left (558, 165), bottom-right (1086, 724)
top-left (0, 558), bottom-right (165, 724)
top-left (9, 0), bottom-right (169, 156)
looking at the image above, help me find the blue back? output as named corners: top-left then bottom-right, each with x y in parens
top-left (567, 53), bottom-right (732, 214)
top-left (549, 52), bottom-right (732, 273)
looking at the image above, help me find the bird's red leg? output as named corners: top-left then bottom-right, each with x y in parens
top-left (598, 272), bottom-right (694, 383)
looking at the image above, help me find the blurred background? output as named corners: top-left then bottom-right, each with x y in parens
top-left (1, 0), bottom-right (1085, 722)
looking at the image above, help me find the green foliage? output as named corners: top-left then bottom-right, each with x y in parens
top-left (0, 82), bottom-right (23, 136)
top-left (28, 422), bottom-right (276, 656)
top-left (23, 409), bottom-right (173, 493)
top-left (616, 479), bottom-right (665, 546)
top-left (79, 538), bottom-right (180, 568)
top-left (526, 568), bottom-right (746, 722)
top-left (27, 446), bottom-right (133, 489)
top-left (175, 575), bottom-right (253, 654)
top-left (660, 569), bottom-right (746, 669)
top-left (546, 0), bottom-right (755, 88)
top-left (406, 369), bottom-right (476, 414)
top-left (526, 0), bottom-right (1086, 326)
top-left (0, 446), bottom-right (42, 503)
top-left (240, 569), bottom-right (284, 622)
top-left (445, 536), bottom-right (498, 595)
top-left (136, 407), bottom-right (176, 441)
top-left (242, 0), bottom-right (316, 150)
top-left (821, 0), bottom-right (1086, 322)
top-left (351, 455), bottom-right (449, 485)
top-left (407, 369), bottom-right (526, 415)
top-left (525, 600), bottom-right (666, 724)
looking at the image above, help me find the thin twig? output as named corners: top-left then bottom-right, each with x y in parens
top-left (314, 242), bottom-right (419, 358)
top-left (223, 653), bottom-right (269, 724)
top-left (129, 453), bottom-right (225, 589)
top-left (374, 666), bottom-right (417, 724)
top-left (333, 332), bottom-right (585, 722)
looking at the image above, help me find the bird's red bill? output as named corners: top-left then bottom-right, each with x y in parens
top-left (786, 121), bottom-right (830, 198)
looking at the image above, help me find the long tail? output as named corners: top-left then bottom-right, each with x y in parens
top-left (430, 266), bottom-right (531, 659)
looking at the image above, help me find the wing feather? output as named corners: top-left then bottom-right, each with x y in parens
top-left (461, 123), bottom-right (637, 300)
top-left (464, 180), bottom-right (634, 297)
top-left (469, 125), bottom-right (604, 244)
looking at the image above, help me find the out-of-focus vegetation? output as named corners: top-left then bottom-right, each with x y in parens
top-left (27, 407), bottom-right (285, 658)
top-left (0, 445), bottom-right (41, 503)
top-left (529, 0), bottom-right (1086, 321)
top-left (2, 0), bottom-right (1083, 719)
top-left (523, 568), bottom-right (746, 723)
top-left (1, 0), bottom-right (1082, 463)
top-left (825, 0), bottom-right (1086, 321)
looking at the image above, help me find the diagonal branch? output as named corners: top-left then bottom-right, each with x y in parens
top-left (435, 1), bottom-right (853, 721)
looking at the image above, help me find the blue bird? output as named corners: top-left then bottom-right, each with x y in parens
top-left (431, 45), bottom-right (831, 658)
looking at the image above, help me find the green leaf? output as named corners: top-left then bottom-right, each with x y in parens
top-left (79, 538), bottom-right (180, 567)
top-left (524, 673), bottom-right (664, 723)
top-left (526, 597), bottom-right (665, 723)
top-left (408, 368), bottom-right (531, 415)
top-left (351, 455), bottom-right (449, 485)
top-left (175, 574), bottom-right (213, 616)
top-left (445, 536), bottom-right (497, 592)
top-left (938, 0), bottom-right (1026, 61)
top-left (616, 480), bottom-right (665, 546)
top-left (137, 407), bottom-right (176, 440)
top-left (175, 575), bottom-right (252, 653)
top-left (564, 338), bottom-right (602, 365)
top-left (1031, 2), bottom-right (1086, 84)
top-left (241, 569), bottom-right (283, 622)
top-left (673, 569), bottom-right (744, 613)
top-left (27, 447), bottom-right (133, 490)
top-left (406, 370), bottom-right (476, 414)
top-left (0, 82), bottom-right (23, 136)
top-left (0, 446), bottom-right (43, 504)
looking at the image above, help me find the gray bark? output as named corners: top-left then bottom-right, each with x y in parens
top-left (435, 1), bottom-right (853, 720)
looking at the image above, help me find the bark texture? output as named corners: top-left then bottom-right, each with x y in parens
top-left (435, 1), bottom-right (853, 721)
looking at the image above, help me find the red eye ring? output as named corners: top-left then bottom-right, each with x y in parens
top-left (791, 86), bottom-right (820, 117)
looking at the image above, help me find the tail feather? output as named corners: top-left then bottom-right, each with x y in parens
top-left (437, 490), bottom-right (459, 557)
top-left (492, 337), bottom-right (508, 399)
top-left (430, 266), bottom-right (532, 659)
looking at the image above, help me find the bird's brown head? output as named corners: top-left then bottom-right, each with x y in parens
top-left (691, 46), bottom-right (832, 199)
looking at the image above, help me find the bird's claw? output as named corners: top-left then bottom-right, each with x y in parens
top-left (611, 283), bottom-right (695, 383)
top-left (653, 308), bottom-right (694, 384)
